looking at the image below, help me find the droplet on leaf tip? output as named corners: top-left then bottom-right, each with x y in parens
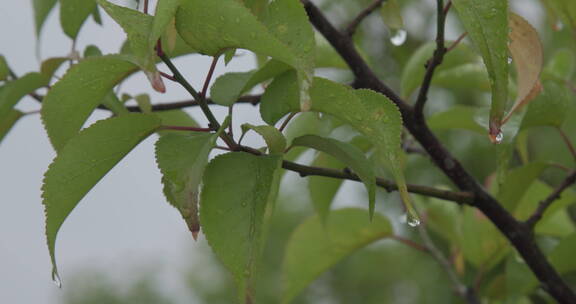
top-left (507, 57), bottom-right (513, 64)
top-left (407, 213), bottom-right (420, 227)
top-left (52, 271), bottom-right (62, 288)
top-left (390, 29), bottom-right (407, 46)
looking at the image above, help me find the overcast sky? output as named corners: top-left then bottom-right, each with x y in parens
top-left (0, 1), bottom-right (258, 303)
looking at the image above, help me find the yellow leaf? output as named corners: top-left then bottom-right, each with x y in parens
top-left (500, 14), bottom-right (543, 128)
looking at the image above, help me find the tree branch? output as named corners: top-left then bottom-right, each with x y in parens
top-left (414, 0), bottom-right (448, 120)
top-left (281, 160), bottom-right (474, 204)
top-left (303, 2), bottom-right (576, 302)
top-left (345, 0), bottom-right (387, 37)
top-left (124, 95), bottom-right (261, 112)
top-left (525, 170), bottom-right (576, 228)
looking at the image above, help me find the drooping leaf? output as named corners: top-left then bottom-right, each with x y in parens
top-left (210, 60), bottom-right (290, 106)
top-left (0, 109), bottom-right (23, 145)
top-left (32, 0), bottom-right (58, 36)
top-left (502, 13), bottom-right (543, 125)
top-left (0, 72), bottom-right (48, 120)
top-left (380, 0), bottom-right (403, 31)
top-left (41, 55), bottom-right (136, 151)
top-left (176, 0), bottom-right (315, 111)
top-left (308, 153), bottom-right (345, 223)
top-left (156, 132), bottom-right (217, 240)
top-left (283, 112), bottom-right (335, 162)
top-left (42, 113), bottom-right (161, 284)
top-left (520, 80), bottom-right (572, 130)
top-left (282, 208), bottom-right (393, 304)
top-left (0, 55), bottom-right (9, 81)
top-left (201, 152), bottom-right (282, 302)
top-left (451, 0), bottom-right (509, 141)
top-left (241, 123), bottom-right (287, 154)
top-left (432, 63), bottom-right (490, 92)
top-left (261, 73), bottom-right (416, 224)
top-left (292, 135), bottom-right (376, 218)
top-left (60, 0), bottom-right (97, 39)
top-left (97, 0), bottom-right (165, 92)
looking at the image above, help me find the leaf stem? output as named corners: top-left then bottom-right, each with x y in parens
top-left (278, 112), bottom-right (297, 133)
top-left (414, 0), bottom-right (448, 121)
top-left (446, 32), bottom-right (468, 53)
top-left (201, 56), bottom-right (220, 99)
top-left (525, 170), bottom-right (576, 228)
top-left (390, 235), bottom-right (429, 253)
top-left (345, 0), bottom-right (387, 37)
top-left (557, 127), bottom-right (576, 162)
top-left (159, 126), bottom-right (213, 132)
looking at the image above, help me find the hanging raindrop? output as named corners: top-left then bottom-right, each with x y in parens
top-left (52, 271), bottom-right (62, 288)
top-left (495, 131), bottom-right (504, 144)
top-left (507, 57), bottom-right (513, 64)
top-left (390, 29), bottom-right (407, 46)
top-left (407, 214), bottom-right (421, 227)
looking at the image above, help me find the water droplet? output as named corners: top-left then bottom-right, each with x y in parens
top-left (390, 29), bottom-right (407, 46)
top-left (241, 202), bottom-right (247, 207)
top-left (407, 216), bottom-right (420, 227)
top-left (507, 57), bottom-right (513, 64)
top-left (494, 131), bottom-right (504, 144)
top-left (52, 271), bottom-right (62, 288)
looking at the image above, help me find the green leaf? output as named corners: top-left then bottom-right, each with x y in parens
top-left (42, 113), bottom-right (161, 284)
top-left (150, 0), bottom-right (181, 52)
top-left (134, 94), bottom-right (152, 114)
top-left (432, 63), bottom-right (490, 92)
top-left (156, 132), bottom-right (217, 239)
top-left (97, 0), bottom-right (165, 92)
top-left (459, 206), bottom-right (508, 270)
top-left (549, 233), bottom-right (576, 274)
top-left (0, 55), bottom-right (9, 81)
top-left (201, 152), bottom-right (282, 302)
top-left (543, 49), bottom-right (575, 81)
top-left (60, 0), bottom-right (97, 39)
top-left (41, 55), bottom-right (137, 151)
top-left (210, 60), bottom-right (290, 106)
top-left (427, 105), bottom-right (485, 134)
top-left (241, 124), bottom-right (287, 154)
top-left (380, 0), bottom-right (403, 30)
top-left (520, 80), bottom-right (572, 130)
top-left (261, 74), bottom-right (416, 224)
top-left (0, 72), bottom-right (48, 121)
top-left (32, 0), bottom-right (58, 36)
top-left (176, 0), bottom-right (315, 110)
top-left (0, 109), bottom-right (23, 145)
top-left (496, 162), bottom-right (548, 211)
top-left (451, 0), bottom-right (509, 139)
top-left (308, 153), bottom-right (345, 223)
top-left (292, 135), bottom-right (376, 218)
top-left (282, 208), bottom-right (393, 304)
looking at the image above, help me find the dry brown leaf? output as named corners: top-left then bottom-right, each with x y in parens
top-left (502, 13), bottom-right (543, 125)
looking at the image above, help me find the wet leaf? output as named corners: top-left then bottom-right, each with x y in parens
top-left (282, 208), bottom-right (393, 303)
top-left (41, 55), bottom-right (136, 151)
top-left (42, 114), bottom-right (161, 285)
top-left (201, 152), bottom-right (282, 303)
top-left (451, 0), bottom-right (509, 140)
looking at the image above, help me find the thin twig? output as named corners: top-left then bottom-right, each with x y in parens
top-left (279, 112), bottom-right (297, 133)
top-left (391, 235), bottom-right (429, 253)
top-left (525, 170), bottom-right (576, 228)
top-left (418, 223), bottom-right (480, 304)
top-left (446, 32), bottom-right (468, 53)
top-left (201, 56), bottom-right (220, 99)
top-left (159, 126), bottom-right (212, 132)
top-left (159, 71), bottom-right (177, 82)
top-left (557, 127), bottom-right (576, 162)
top-left (143, 0), bottom-right (149, 14)
top-left (414, 0), bottom-right (448, 120)
top-left (158, 53), bottom-right (237, 148)
top-left (345, 0), bottom-right (387, 37)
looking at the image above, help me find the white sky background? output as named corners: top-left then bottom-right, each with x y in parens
top-left (0, 1), bottom-right (259, 303)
